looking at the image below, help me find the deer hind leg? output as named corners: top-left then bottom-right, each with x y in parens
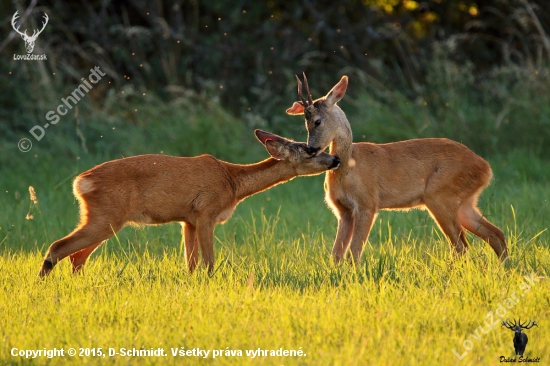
top-left (331, 209), bottom-right (355, 264)
top-left (69, 242), bottom-right (103, 273)
top-left (347, 209), bottom-right (377, 264)
top-left (458, 199), bottom-right (508, 261)
top-left (426, 201), bottom-right (469, 256)
top-left (182, 222), bottom-right (199, 273)
top-left (39, 220), bottom-right (122, 277)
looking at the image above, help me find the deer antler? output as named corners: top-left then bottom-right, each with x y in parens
top-left (520, 319), bottom-right (538, 329)
top-left (295, 75), bottom-right (308, 107)
top-left (302, 72), bottom-right (314, 105)
top-left (11, 11), bottom-right (28, 38)
top-left (295, 73), bottom-right (314, 107)
top-left (502, 318), bottom-right (517, 330)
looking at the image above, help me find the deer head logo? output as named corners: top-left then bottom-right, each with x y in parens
top-left (11, 11), bottom-right (49, 54)
top-left (502, 318), bottom-right (538, 356)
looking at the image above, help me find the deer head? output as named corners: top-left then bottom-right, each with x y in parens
top-left (11, 11), bottom-right (49, 53)
top-left (286, 73), bottom-right (350, 156)
top-left (254, 129), bottom-right (340, 174)
top-left (502, 318), bottom-right (538, 333)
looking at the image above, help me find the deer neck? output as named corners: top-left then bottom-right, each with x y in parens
top-left (231, 158), bottom-right (295, 201)
top-left (328, 106), bottom-right (353, 172)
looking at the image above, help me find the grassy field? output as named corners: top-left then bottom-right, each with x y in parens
top-left (0, 134), bottom-right (549, 365)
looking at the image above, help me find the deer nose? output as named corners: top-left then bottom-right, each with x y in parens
top-left (329, 156), bottom-right (340, 170)
top-left (305, 146), bottom-right (321, 156)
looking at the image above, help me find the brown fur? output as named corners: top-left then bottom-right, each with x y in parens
top-left (287, 75), bottom-right (508, 263)
top-left (38, 130), bottom-right (339, 277)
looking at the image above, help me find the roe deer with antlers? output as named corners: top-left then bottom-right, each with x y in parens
top-left (38, 130), bottom-right (340, 277)
top-left (286, 74), bottom-right (508, 264)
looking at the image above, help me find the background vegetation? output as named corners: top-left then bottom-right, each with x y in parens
top-left (2, 0), bottom-right (550, 157)
top-left (0, 0), bottom-right (549, 365)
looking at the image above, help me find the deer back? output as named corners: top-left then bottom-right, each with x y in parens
top-left (74, 154), bottom-right (236, 225)
top-left (326, 138), bottom-right (492, 212)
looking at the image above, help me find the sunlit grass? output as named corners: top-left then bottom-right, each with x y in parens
top-left (0, 173), bottom-right (549, 365)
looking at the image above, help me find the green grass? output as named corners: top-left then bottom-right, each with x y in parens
top-left (0, 150), bottom-right (549, 365)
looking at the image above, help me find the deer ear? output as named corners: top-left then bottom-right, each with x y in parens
top-left (325, 75), bottom-right (348, 106)
top-left (255, 130), bottom-right (292, 160)
top-left (264, 140), bottom-right (289, 160)
top-left (255, 129), bottom-right (286, 144)
top-left (286, 102), bottom-right (305, 115)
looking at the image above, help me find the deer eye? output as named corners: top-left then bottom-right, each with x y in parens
top-left (314, 119), bottom-right (321, 127)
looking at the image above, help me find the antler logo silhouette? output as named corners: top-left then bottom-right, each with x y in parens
top-left (11, 11), bottom-right (49, 53)
top-left (502, 318), bottom-right (538, 356)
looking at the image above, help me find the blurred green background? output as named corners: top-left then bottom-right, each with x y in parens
top-left (2, 0), bottom-right (550, 158)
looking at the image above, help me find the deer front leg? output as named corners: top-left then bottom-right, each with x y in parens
top-left (331, 209), bottom-right (355, 264)
top-left (196, 219), bottom-right (215, 274)
top-left (182, 222), bottom-right (199, 273)
top-left (347, 209), bottom-right (377, 264)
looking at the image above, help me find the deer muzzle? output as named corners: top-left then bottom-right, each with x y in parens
top-left (329, 156), bottom-right (341, 170)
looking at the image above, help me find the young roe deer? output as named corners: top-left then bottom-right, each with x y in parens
top-left (38, 130), bottom-right (340, 277)
top-left (286, 74), bottom-right (508, 264)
